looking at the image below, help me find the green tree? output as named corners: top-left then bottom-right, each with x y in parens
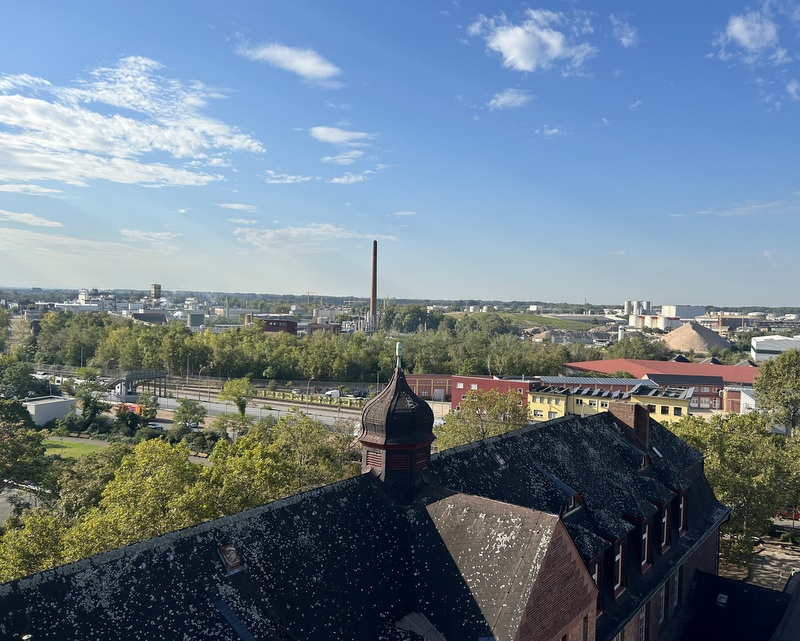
top-left (753, 349), bottom-right (800, 432)
top-left (671, 413), bottom-right (783, 568)
top-left (173, 397), bottom-right (207, 429)
top-left (219, 376), bottom-right (256, 416)
top-left (605, 336), bottom-right (673, 360)
top-left (435, 389), bottom-right (528, 450)
top-left (63, 440), bottom-right (201, 560)
top-left (75, 379), bottom-right (111, 432)
top-left (0, 401), bottom-right (46, 489)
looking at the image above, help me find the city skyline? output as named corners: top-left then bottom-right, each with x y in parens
top-left (1, 2), bottom-right (799, 306)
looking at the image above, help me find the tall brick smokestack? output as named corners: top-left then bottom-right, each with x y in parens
top-left (370, 240), bottom-right (377, 331)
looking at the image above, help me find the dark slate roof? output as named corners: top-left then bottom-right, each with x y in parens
top-left (425, 412), bottom-right (730, 641)
top-left (673, 571), bottom-right (791, 641)
top-left (359, 367), bottom-right (434, 447)
top-left (427, 413), bottom-right (722, 557)
top-left (0, 472), bottom-right (570, 640)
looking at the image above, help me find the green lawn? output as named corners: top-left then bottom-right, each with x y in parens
top-left (45, 438), bottom-right (108, 458)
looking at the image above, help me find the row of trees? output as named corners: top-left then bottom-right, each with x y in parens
top-left (15, 310), bottom-right (604, 381)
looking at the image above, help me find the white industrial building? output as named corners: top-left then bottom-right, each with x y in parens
top-left (22, 396), bottom-right (76, 426)
top-left (751, 335), bottom-right (800, 362)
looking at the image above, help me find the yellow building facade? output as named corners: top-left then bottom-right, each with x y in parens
top-left (528, 384), bottom-right (691, 424)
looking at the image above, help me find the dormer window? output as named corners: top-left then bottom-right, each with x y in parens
top-left (565, 494), bottom-right (582, 514)
top-left (661, 508), bottom-right (670, 551)
top-left (678, 494), bottom-right (688, 535)
top-left (614, 541), bottom-right (626, 595)
top-left (641, 523), bottom-right (651, 571)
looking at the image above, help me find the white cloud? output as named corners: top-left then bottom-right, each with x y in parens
top-left (234, 222), bottom-right (396, 252)
top-left (714, 10), bottom-right (788, 65)
top-left (726, 12), bottom-right (778, 51)
top-left (265, 170), bottom-right (313, 184)
top-left (389, 211), bottom-right (416, 218)
top-left (628, 100), bottom-right (642, 111)
top-left (328, 173), bottom-right (365, 184)
top-left (218, 203), bottom-right (257, 212)
top-left (0, 184), bottom-right (62, 195)
top-left (237, 42), bottom-right (342, 82)
top-left (469, 9), bottom-right (597, 74)
top-left (536, 125), bottom-right (566, 137)
top-left (228, 217), bottom-right (258, 225)
top-left (609, 15), bottom-right (639, 48)
top-left (321, 150), bottom-right (364, 165)
top-left (119, 228), bottom-right (181, 243)
top-left (787, 79), bottom-right (800, 101)
top-left (0, 208), bottom-right (63, 227)
top-left (0, 57), bottom-right (263, 189)
top-left (695, 199), bottom-right (794, 217)
top-left (488, 88), bottom-right (533, 110)
top-left (309, 126), bottom-right (373, 145)
top-left (608, 250), bottom-right (626, 256)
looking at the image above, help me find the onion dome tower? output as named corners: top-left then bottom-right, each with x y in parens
top-left (358, 342), bottom-right (435, 503)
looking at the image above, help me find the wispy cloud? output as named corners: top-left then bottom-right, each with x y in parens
top-left (608, 250), bottom-right (626, 256)
top-left (628, 100), bottom-right (643, 111)
top-left (694, 199), bottom-right (796, 217)
top-left (389, 211), bottom-right (416, 218)
top-left (234, 222), bottom-right (396, 252)
top-left (609, 15), bottom-right (639, 48)
top-left (787, 79), bottom-right (800, 101)
top-left (469, 9), bottom-right (597, 75)
top-left (309, 126), bottom-right (373, 145)
top-left (488, 88), bottom-right (533, 110)
top-left (0, 184), bottom-right (62, 195)
top-left (0, 208), bottom-right (63, 227)
top-left (535, 125), bottom-right (566, 137)
top-left (119, 228), bottom-right (181, 243)
top-left (0, 57), bottom-right (263, 190)
top-left (328, 173), bottom-right (366, 184)
top-left (237, 42), bottom-right (342, 84)
top-left (321, 150), bottom-right (364, 165)
top-left (264, 170), bottom-right (313, 184)
top-left (228, 217), bottom-right (258, 225)
top-left (218, 203), bottom-right (257, 212)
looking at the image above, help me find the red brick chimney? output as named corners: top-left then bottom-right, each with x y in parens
top-left (608, 402), bottom-right (650, 449)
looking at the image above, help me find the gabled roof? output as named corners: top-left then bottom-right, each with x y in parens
top-left (567, 358), bottom-right (758, 385)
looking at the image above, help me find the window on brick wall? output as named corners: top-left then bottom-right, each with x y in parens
top-left (659, 586), bottom-right (666, 624)
top-left (672, 570), bottom-right (680, 609)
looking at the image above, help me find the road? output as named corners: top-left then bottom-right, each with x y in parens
top-left (155, 391), bottom-right (361, 428)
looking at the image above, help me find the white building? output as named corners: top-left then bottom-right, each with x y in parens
top-left (23, 396), bottom-right (76, 426)
top-left (661, 304), bottom-right (706, 319)
top-left (751, 335), bottom-right (800, 362)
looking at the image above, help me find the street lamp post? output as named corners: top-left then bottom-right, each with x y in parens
top-left (306, 376), bottom-right (314, 414)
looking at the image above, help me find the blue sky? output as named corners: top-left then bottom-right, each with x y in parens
top-left (1, 1), bottom-right (798, 307)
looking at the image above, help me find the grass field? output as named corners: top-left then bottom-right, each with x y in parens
top-left (45, 438), bottom-right (108, 458)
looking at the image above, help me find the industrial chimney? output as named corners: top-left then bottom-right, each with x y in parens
top-left (369, 240), bottom-right (377, 333)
